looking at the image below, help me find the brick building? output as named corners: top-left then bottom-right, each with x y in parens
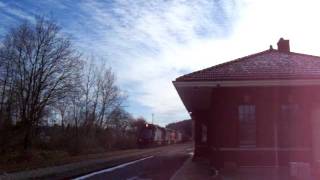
top-left (173, 38), bottom-right (320, 167)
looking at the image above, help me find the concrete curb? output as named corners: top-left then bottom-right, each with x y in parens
top-left (170, 156), bottom-right (214, 180)
top-left (170, 156), bottom-right (192, 180)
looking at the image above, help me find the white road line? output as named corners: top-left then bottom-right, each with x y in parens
top-left (73, 156), bottom-right (154, 180)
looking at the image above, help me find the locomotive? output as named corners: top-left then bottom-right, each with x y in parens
top-left (137, 123), bottom-right (182, 147)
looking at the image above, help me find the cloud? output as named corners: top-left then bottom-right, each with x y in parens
top-left (8, 0), bottom-right (320, 126)
top-left (85, 0), bottom-right (320, 126)
top-left (75, 0), bottom-right (241, 125)
top-left (0, 1), bottom-right (35, 22)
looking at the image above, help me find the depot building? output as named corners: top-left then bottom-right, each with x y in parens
top-left (173, 38), bottom-right (320, 167)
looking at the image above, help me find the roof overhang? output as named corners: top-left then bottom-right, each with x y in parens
top-left (173, 79), bottom-right (320, 88)
top-left (173, 79), bottom-right (320, 114)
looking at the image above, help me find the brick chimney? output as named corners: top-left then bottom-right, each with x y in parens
top-left (277, 38), bottom-right (290, 52)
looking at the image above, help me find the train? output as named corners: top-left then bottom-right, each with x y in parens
top-left (137, 123), bottom-right (183, 147)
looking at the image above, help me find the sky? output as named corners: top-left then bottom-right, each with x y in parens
top-left (2, 0), bottom-right (320, 126)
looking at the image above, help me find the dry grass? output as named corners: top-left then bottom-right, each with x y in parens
top-left (0, 143), bottom-right (182, 174)
top-left (0, 147), bottom-right (148, 173)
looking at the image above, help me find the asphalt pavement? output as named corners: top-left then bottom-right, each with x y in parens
top-left (74, 143), bottom-right (193, 180)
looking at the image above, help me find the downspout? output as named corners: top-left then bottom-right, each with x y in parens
top-left (273, 88), bottom-right (279, 168)
top-left (273, 117), bottom-right (279, 168)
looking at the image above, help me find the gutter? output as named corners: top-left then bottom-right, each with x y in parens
top-left (173, 79), bottom-right (320, 88)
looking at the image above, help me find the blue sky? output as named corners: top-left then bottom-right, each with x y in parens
top-left (2, 0), bottom-right (320, 126)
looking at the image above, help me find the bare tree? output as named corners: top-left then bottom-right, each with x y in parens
top-left (0, 36), bottom-right (15, 126)
top-left (108, 106), bottom-right (131, 134)
top-left (97, 67), bottom-right (123, 128)
top-left (82, 61), bottom-right (95, 128)
top-left (54, 98), bottom-right (69, 128)
top-left (0, 17), bottom-right (82, 150)
top-left (79, 59), bottom-right (125, 130)
top-left (0, 16), bottom-right (136, 156)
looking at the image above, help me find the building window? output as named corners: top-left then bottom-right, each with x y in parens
top-left (201, 124), bottom-right (207, 143)
top-left (279, 104), bottom-right (301, 147)
top-left (239, 105), bottom-right (256, 147)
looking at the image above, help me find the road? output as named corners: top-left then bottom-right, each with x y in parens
top-left (74, 143), bottom-right (193, 180)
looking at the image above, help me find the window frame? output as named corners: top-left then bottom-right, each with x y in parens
top-left (238, 104), bottom-right (256, 147)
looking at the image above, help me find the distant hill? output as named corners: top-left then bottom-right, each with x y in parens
top-left (166, 119), bottom-right (192, 139)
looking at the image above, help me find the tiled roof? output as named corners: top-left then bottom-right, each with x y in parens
top-left (175, 49), bottom-right (320, 81)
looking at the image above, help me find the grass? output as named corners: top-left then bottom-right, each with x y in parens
top-left (0, 147), bottom-right (159, 173)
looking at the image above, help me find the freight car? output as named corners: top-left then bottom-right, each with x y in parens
top-left (137, 123), bottom-right (182, 147)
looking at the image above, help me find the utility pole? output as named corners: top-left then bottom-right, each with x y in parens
top-left (152, 113), bottom-right (154, 124)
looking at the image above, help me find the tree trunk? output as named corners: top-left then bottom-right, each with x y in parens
top-left (23, 126), bottom-right (31, 151)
